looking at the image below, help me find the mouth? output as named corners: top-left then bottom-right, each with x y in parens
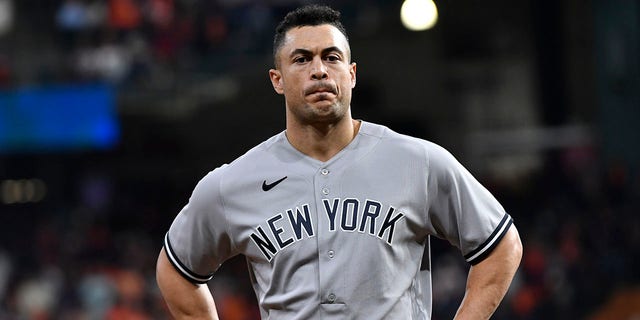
top-left (305, 84), bottom-right (337, 96)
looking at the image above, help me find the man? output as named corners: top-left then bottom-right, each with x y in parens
top-left (156, 4), bottom-right (522, 319)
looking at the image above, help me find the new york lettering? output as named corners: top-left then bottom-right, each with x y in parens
top-left (250, 198), bottom-right (405, 261)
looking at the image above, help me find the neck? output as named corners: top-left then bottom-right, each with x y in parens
top-left (285, 116), bottom-right (361, 162)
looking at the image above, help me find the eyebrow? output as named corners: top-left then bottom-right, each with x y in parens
top-left (289, 46), bottom-right (345, 59)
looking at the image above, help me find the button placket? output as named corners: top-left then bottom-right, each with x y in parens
top-left (316, 165), bottom-right (337, 307)
top-left (320, 168), bottom-right (330, 196)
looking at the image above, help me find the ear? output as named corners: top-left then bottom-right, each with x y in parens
top-left (349, 62), bottom-right (357, 88)
top-left (269, 69), bottom-right (284, 95)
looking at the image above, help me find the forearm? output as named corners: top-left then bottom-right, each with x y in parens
top-left (156, 247), bottom-right (220, 320)
top-left (454, 225), bottom-right (523, 320)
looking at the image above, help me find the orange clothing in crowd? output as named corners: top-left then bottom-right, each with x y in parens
top-left (109, 0), bottom-right (141, 29)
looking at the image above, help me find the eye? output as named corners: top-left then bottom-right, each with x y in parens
top-left (325, 55), bottom-right (340, 62)
top-left (294, 56), bottom-right (309, 64)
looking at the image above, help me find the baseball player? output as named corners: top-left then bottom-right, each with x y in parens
top-left (156, 4), bottom-right (522, 320)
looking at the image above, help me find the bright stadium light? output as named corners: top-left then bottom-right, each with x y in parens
top-left (401, 0), bottom-right (438, 31)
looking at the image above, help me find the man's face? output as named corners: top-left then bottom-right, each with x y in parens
top-left (269, 24), bottom-right (357, 125)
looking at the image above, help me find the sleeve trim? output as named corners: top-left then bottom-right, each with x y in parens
top-left (164, 233), bottom-right (214, 284)
top-left (464, 214), bottom-right (513, 265)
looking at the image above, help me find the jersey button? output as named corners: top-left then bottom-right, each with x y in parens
top-left (321, 168), bottom-right (330, 175)
top-left (327, 293), bottom-right (336, 303)
top-left (328, 250), bottom-right (335, 258)
top-left (321, 187), bottom-right (330, 195)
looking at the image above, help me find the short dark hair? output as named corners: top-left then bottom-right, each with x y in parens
top-left (273, 5), bottom-right (349, 66)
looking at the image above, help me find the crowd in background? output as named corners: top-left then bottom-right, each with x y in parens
top-left (0, 1), bottom-right (639, 319)
top-left (1, 0), bottom-right (373, 89)
top-left (52, 0), bottom-right (272, 86)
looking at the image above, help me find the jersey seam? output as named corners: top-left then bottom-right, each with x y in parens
top-left (357, 121), bottom-right (384, 139)
top-left (218, 168), bottom-right (239, 254)
top-left (336, 124), bottom-right (385, 174)
top-left (423, 141), bottom-right (433, 229)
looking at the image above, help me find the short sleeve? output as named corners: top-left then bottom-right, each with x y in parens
top-left (425, 143), bottom-right (512, 265)
top-left (164, 167), bottom-right (235, 283)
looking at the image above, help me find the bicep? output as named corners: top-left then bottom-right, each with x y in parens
top-left (469, 225), bottom-right (523, 281)
top-left (454, 225), bottom-right (522, 319)
top-left (156, 247), bottom-right (219, 320)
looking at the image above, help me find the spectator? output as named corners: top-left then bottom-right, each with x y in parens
top-left (56, 0), bottom-right (90, 50)
top-left (108, 0), bottom-right (142, 31)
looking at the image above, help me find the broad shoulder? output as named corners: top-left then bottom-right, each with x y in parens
top-left (360, 121), bottom-right (449, 159)
top-left (200, 131), bottom-right (289, 181)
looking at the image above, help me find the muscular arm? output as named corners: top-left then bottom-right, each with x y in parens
top-left (156, 247), bottom-right (220, 320)
top-left (454, 225), bottom-right (523, 320)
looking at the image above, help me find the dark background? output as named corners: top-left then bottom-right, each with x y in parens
top-left (0, 0), bottom-right (638, 319)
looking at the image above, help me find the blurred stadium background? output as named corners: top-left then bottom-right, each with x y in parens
top-left (0, 0), bottom-right (638, 319)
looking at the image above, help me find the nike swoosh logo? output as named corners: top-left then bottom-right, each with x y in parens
top-left (262, 176), bottom-right (287, 191)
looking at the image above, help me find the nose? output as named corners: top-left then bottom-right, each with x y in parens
top-left (310, 57), bottom-right (328, 80)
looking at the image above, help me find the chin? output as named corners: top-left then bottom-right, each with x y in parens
top-left (312, 106), bottom-right (349, 123)
top-left (310, 101), bottom-right (341, 114)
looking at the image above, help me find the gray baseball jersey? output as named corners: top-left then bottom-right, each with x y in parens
top-left (164, 121), bottom-right (512, 319)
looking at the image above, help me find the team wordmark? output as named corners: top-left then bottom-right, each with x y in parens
top-left (250, 198), bottom-right (405, 261)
